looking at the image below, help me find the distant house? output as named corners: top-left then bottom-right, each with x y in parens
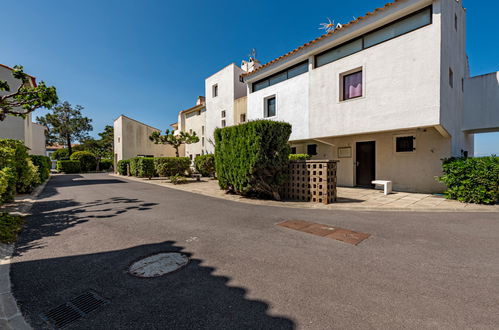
top-left (174, 96), bottom-right (206, 161)
top-left (113, 115), bottom-right (179, 168)
top-left (0, 64), bottom-right (47, 155)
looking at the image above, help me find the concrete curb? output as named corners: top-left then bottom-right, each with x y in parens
top-left (110, 174), bottom-right (499, 213)
top-left (0, 178), bottom-right (50, 330)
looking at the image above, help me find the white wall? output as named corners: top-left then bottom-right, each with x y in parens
top-left (438, 0), bottom-right (473, 156)
top-left (114, 115), bottom-right (178, 164)
top-left (291, 127), bottom-right (449, 193)
top-left (0, 65), bottom-right (46, 154)
top-left (184, 108), bottom-right (206, 159)
top-left (463, 72), bottom-right (499, 133)
top-left (30, 123), bottom-right (47, 155)
top-left (247, 72), bottom-right (309, 140)
top-left (245, 0), bottom-right (442, 141)
top-left (204, 63), bottom-right (247, 153)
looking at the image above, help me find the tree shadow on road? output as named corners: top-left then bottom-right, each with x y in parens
top-left (11, 240), bottom-right (295, 329)
top-left (14, 193), bottom-right (158, 257)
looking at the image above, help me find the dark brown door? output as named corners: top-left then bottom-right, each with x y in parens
top-left (356, 141), bottom-right (375, 187)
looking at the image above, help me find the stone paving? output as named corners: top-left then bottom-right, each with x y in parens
top-left (112, 175), bottom-right (499, 212)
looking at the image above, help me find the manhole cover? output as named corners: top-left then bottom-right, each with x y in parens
top-left (129, 252), bottom-right (189, 278)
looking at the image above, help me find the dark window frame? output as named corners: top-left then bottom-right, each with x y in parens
top-left (264, 96), bottom-right (276, 118)
top-left (307, 144), bottom-right (318, 156)
top-left (252, 60), bottom-right (309, 93)
top-left (396, 136), bottom-right (415, 153)
top-left (342, 69), bottom-right (363, 101)
top-left (315, 6), bottom-right (433, 68)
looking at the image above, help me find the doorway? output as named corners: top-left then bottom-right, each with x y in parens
top-left (356, 141), bottom-right (375, 187)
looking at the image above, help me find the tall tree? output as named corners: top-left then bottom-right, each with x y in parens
top-left (0, 65), bottom-right (58, 121)
top-left (80, 125), bottom-right (114, 170)
top-left (37, 101), bottom-right (93, 155)
top-left (149, 129), bottom-right (199, 157)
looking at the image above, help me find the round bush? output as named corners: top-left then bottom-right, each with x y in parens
top-left (99, 159), bottom-right (113, 171)
top-left (51, 148), bottom-right (70, 160)
top-left (70, 151), bottom-right (97, 172)
top-left (194, 154), bottom-right (215, 177)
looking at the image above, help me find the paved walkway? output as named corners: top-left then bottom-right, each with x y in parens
top-left (10, 173), bottom-right (499, 329)
top-left (112, 174), bottom-right (499, 212)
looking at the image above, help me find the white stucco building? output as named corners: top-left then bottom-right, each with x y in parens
top-left (241, 0), bottom-right (498, 193)
top-left (175, 96), bottom-right (206, 160)
top-left (0, 64), bottom-right (47, 155)
top-left (113, 115), bottom-right (179, 168)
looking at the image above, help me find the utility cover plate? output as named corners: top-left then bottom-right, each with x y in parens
top-left (129, 252), bottom-right (189, 278)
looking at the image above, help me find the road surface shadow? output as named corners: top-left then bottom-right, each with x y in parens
top-left (14, 193), bottom-right (158, 257)
top-left (11, 241), bottom-right (295, 330)
top-left (40, 174), bottom-right (127, 199)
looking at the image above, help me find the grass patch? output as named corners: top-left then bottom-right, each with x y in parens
top-left (0, 212), bottom-right (24, 243)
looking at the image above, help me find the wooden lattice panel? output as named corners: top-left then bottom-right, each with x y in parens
top-left (281, 160), bottom-right (338, 204)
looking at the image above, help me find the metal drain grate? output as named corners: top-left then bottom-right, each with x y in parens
top-left (40, 291), bottom-right (109, 329)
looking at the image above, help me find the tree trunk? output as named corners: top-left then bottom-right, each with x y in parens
top-left (67, 135), bottom-right (72, 156)
top-left (175, 147), bottom-right (179, 157)
top-left (96, 156), bottom-right (100, 172)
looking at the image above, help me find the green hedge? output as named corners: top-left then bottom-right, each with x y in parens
top-left (0, 212), bottom-right (24, 243)
top-left (214, 120), bottom-right (291, 199)
top-left (195, 154), bottom-right (215, 177)
top-left (289, 154), bottom-right (311, 161)
top-left (117, 160), bottom-right (129, 175)
top-left (438, 156), bottom-right (499, 205)
top-left (70, 151), bottom-right (97, 172)
top-left (131, 157), bottom-right (155, 178)
top-left (30, 155), bottom-right (51, 182)
top-left (56, 160), bottom-right (81, 174)
top-left (0, 139), bottom-right (40, 202)
top-left (129, 158), bottom-right (139, 176)
top-left (154, 157), bottom-right (190, 177)
top-left (51, 148), bottom-right (70, 160)
top-left (99, 159), bottom-right (113, 171)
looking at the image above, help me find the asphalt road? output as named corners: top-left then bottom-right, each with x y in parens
top-left (10, 173), bottom-right (499, 329)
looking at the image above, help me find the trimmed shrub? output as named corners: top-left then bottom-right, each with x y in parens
top-left (30, 155), bottom-right (51, 182)
top-left (170, 174), bottom-right (187, 185)
top-left (117, 160), bottom-right (130, 176)
top-left (0, 139), bottom-right (40, 198)
top-left (438, 156), bottom-right (499, 205)
top-left (51, 148), bottom-right (69, 160)
top-left (289, 154), bottom-right (311, 161)
top-left (0, 212), bottom-right (24, 243)
top-left (154, 157), bottom-right (190, 177)
top-left (129, 157), bottom-right (139, 176)
top-left (0, 167), bottom-right (15, 203)
top-left (99, 159), bottom-right (113, 171)
top-left (214, 120), bottom-right (291, 200)
top-left (70, 151), bottom-right (97, 172)
top-left (135, 157), bottom-right (155, 178)
top-left (56, 160), bottom-right (81, 174)
top-left (194, 154), bottom-right (216, 177)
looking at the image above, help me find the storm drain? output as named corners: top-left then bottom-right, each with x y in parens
top-left (128, 252), bottom-right (189, 278)
top-left (40, 291), bottom-right (109, 329)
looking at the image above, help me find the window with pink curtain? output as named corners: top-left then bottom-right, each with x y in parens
top-left (343, 71), bottom-right (362, 100)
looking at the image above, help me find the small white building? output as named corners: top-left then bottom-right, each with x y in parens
top-left (204, 59), bottom-right (260, 153)
top-left (175, 96), bottom-right (206, 160)
top-left (0, 64), bottom-right (47, 155)
top-left (241, 0), bottom-right (498, 193)
top-left (113, 115), bottom-right (179, 167)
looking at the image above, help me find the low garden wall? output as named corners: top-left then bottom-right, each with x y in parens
top-left (281, 160), bottom-right (339, 204)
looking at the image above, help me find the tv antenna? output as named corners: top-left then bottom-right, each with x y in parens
top-left (249, 48), bottom-right (257, 59)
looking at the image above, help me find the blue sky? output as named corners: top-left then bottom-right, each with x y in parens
top-left (1, 0), bottom-right (497, 155)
